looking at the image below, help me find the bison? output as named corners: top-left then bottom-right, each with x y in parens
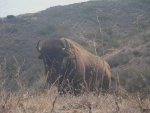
top-left (36, 38), bottom-right (111, 95)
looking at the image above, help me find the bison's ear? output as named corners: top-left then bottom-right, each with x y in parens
top-left (38, 55), bottom-right (43, 59)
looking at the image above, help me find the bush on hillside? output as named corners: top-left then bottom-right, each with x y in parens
top-left (118, 67), bottom-right (150, 95)
top-left (38, 24), bottom-right (70, 38)
top-left (107, 52), bottom-right (131, 68)
top-left (6, 15), bottom-right (15, 19)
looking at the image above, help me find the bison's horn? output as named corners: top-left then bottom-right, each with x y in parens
top-left (64, 38), bottom-right (70, 50)
top-left (36, 40), bottom-right (41, 53)
top-left (62, 47), bottom-right (65, 50)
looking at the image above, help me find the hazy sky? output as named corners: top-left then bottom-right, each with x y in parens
top-left (0, 0), bottom-right (89, 17)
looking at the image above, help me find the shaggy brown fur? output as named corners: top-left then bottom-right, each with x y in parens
top-left (37, 38), bottom-right (111, 95)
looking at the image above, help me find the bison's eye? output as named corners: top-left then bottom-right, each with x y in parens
top-left (38, 55), bottom-right (43, 59)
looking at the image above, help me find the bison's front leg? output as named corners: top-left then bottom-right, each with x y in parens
top-left (73, 82), bottom-right (83, 96)
top-left (44, 74), bottom-right (52, 89)
top-left (57, 77), bottom-right (69, 95)
top-left (57, 78), bottom-right (83, 96)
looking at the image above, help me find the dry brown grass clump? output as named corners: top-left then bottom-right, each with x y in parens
top-left (0, 88), bottom-right (150, 113)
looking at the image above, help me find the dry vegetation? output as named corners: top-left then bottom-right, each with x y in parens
top-left (0, 88), bottom-right (150, 113)
top-left (0, 0), bottom-right (150, 112)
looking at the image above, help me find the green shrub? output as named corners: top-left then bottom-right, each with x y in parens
top-left (82, 7), bottom-right (95, 14)
top-left (140, 0), bottom-right (150, 5)
top-left (38, 25), bottom-right (57, 35)
top-left (108, 40), bottom-right (120, 48)
top-left (85, 46), bottom-right (95, 54)
top-left (133, 50), bottom-right (141, 57)
top-left (6, 15), bottom-right (15, 19)
top-left (98, 14), bottom-right (111, 22)
top-left (102, 27), bottom-right (113, 36)
top-left (38, 25), bottom-right (70, 38)
top-left (107, 53), bottom-right (131, 68)
top-left (51, 13), bottom-right (63, 18)
top-left (137, 22), bottom-right (150, 30)
top-left (85, 32), bottom-right (96, 39)
top-left (143, 33), bottom-right (150, 42)
top-left (5, 26), bottom-right (18, 33)
top-left (119, 67), bottom-right (150, 95)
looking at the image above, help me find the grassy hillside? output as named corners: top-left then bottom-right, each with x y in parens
top-left (0, 0), bottom-right (150, 106)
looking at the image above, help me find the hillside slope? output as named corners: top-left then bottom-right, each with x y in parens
top-left (0, 0), bottom-right (150, 93)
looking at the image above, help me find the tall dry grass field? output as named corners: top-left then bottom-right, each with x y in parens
top-left (0, 88), bottom-right (150, 113)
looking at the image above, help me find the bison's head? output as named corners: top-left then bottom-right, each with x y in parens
top-left (36, 39), bottom-right (70, 74)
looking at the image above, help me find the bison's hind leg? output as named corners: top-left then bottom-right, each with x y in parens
top-left (97, 77), bottom-right (110, 95)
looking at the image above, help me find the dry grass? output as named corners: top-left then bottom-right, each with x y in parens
top-left (0, 88), bottom-right (149, 113)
